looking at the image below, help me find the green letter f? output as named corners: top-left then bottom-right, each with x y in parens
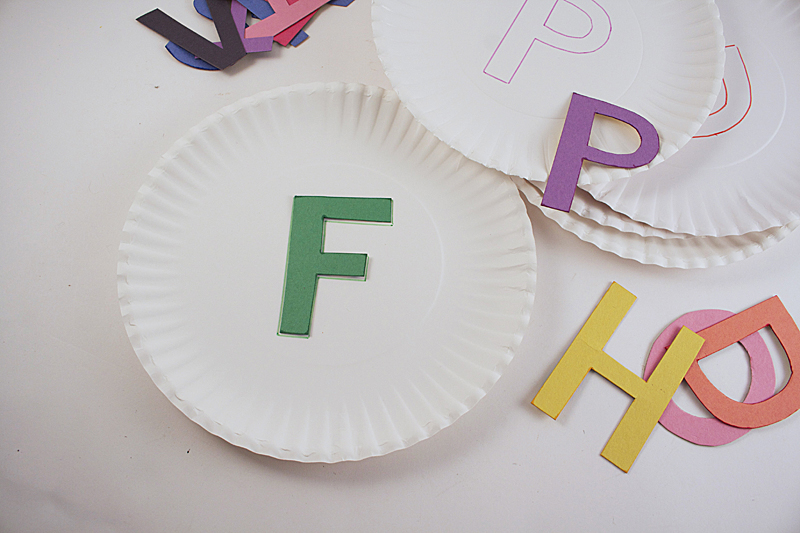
top-left (278, 196), bottom-right (393, 337)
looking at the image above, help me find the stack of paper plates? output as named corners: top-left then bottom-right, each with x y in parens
top-left (373, 0), bottom-right (800, 267)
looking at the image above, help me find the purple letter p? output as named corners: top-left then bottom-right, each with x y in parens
top-left (541, 93), bottom-right (659, 212)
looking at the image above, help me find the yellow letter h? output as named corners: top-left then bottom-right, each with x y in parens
top-left (532, 282), bottom-right (705, 472)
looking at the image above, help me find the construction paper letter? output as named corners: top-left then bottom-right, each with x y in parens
top-left (288, 30), bottom-right (309, 46)
top-left (541, 93), bottom-right (659, 212)
top-left (137, 0), bottom-right (246, 70)
top-left (196, 0), bottom-right (285, 23)
top-left (532, 282), bottom-right (704, 472)
top-left (685, 296), bottom-right (800, 428)
top-left (209, 0), bottom-right (318, 47)
top-left (279, 196), bottom-right (393, 337)
top-left (237, 0), bottom-right (275, 19)
top-left (484, 0), bottom-right (612, 84)
top-left (644, 310), bottom-right (775, 446)
top-left (245, 0), bottom-right (330, 39)
top-left (274, 11), bottom-right (315, 46)
top-left (195, 0), bottom-right (272, 50)
top-left (230, 0), bottom-right (273, 52)
top-left (168, 1), bottom-right (271, 70)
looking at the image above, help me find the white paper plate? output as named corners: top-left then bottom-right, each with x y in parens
top-left (118, 83), bottom-right (537, 462)
top-left (529, 180), bottom-right (692, 239)
top-left (514, 177), bottom-right (798, 268)
top-left (583, 0), bottom-right (800, 236)
top-left (372, 0), bottom-right (724, 187)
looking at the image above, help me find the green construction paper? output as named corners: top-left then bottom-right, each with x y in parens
top-left (279, 196), bottom-right (393, 337)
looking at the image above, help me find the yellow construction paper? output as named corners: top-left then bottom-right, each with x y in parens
top-left (532, 282), bottom-right (705, 472)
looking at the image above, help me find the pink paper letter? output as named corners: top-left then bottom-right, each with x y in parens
top-left (244, 0), bottom-right (329, 38)
top-left (644, 310), bottom-right (775, 446)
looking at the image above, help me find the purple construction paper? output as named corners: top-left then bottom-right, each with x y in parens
top-left (197, 0), bottom-right (352, 47)
top-left (230, 0), bottom-right (273, 52)
top-left (168, 0), bottom-right (271, 68)
top-left (138, 0), bottom-right (246, 70)
top-left (169, 0), bottom-right (352, 67)
top-left (194, 0), bottom-right (272, 52)
top-left (541, 92), bottom-right (660, 212)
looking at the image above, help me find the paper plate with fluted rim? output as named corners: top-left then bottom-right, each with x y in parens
top-left (514, 177), bottom-right (798, 269)
top-left (118, 83), bottom-right (537, 462)
top-left (581, 0), bottom-right (800, 237)
top-left (372, 0), bottom-right (724, 187)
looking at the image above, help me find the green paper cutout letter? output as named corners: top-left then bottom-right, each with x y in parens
top-left (279, 196), bottom-right (393, 337)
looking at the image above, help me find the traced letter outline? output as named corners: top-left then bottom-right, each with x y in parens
top-left (484, 0), bottom-right (612, 84)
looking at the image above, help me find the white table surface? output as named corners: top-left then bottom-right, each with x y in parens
top-left (2, 1), bottom-right (799, 531)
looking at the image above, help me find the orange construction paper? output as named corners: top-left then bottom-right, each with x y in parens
top-left (685, 296), bottom-right (800, 429)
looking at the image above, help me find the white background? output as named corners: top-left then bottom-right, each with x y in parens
top-left (2, 1), bottom-right (799, 531)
